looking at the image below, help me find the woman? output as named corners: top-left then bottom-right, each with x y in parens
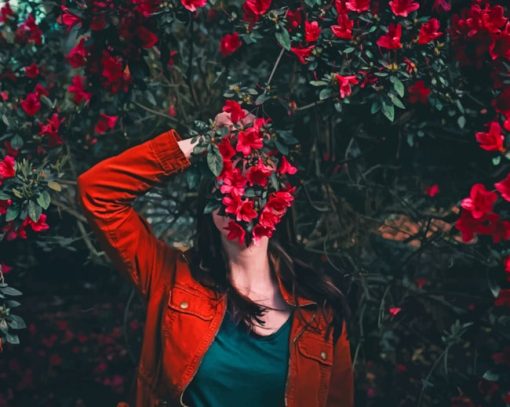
top-left (76, 124), bottom-right (354, 407)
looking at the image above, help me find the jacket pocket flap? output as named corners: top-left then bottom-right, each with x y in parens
top-left (297, 335), bottom-right (334, 366)
top-left (168, 286), bottom-right (215, 320)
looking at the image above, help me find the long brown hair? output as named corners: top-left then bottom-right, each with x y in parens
top-left (182, 176), bottom-right (352, 343)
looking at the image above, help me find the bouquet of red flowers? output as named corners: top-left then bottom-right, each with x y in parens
top-left (190, 100), bottom-right (300, 247)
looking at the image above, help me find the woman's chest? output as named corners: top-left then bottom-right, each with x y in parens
top-left (158, 283), bottom-right (336, 407)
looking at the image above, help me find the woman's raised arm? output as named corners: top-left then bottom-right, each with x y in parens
top-left (76, 129), bottom-right (194, 301)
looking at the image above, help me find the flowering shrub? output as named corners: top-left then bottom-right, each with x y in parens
top-left (0, 0), bottom-right (509, 405)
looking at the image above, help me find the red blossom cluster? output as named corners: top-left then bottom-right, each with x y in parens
top-left (205, 100), bottom-right (299, 246)
top-left (451, 1), bottom-right (510, 310)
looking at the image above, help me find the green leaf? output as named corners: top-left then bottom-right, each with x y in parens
top-left (309, 80), bottom-right (328, 87)
top-left (8, 314), bottom-right (26, 330)
top-left (0, 286), bottom-right (22, 296)
top-left (28, 200), bottom-right (41, 223)
top-left (255, 93), bottom-right (270, 106)
top-left (274, 139), bottom-right (289, 155)
top-left (381, 101), bottom-right (395, 122)
top-left (388, 92), bottom-right (406, 109)
top-left (279, 131), bottom-right (299, 145)
top-left (319, 88), bottom-right (333, 100)
top-left (0, 191), bottom-right (10, 200)
top-left (206, 145), bottom-right (223, 177)
top-left (370, 100), bottom-right (381, 114)
top-left (10, 135), bottom-right (23, 149)
top-left (482, 370), bottom-right (499, 382)
top-left (203, 199), bottom-right (220, 214)
top-left (5, 205), bottom-right (19, 222)
top-left (6, 333), bottom-right (20, 344)
top-left (390, 77), bottom-right (405, 98)
top-left (457, 116), bottom-right (466, 129)
top-left (47, 181), bottom-right (62, 192)
top-left (275, 29), bottom-right (291, 51)
top-left (36, 191), bottom-right (51, 210)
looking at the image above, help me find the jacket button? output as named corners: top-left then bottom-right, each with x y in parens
top-left (180, 301), bottom-right (189, 309)
top-left (320, 351), bottom-right (327, 360)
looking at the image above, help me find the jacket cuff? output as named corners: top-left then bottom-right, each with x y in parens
top-left (150, 129), bottom-right (191, 175)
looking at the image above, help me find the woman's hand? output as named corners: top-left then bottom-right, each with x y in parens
top-left (177, 136), bottom-right (204, 160)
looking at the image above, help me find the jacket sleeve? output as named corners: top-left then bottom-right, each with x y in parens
top-left (76, 129), bottom-right (191, 300)
top-left (326, 320), bottom-right (355, 407)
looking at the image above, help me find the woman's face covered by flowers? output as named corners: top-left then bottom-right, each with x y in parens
top-left (203, 101), bottom-right (299, 247)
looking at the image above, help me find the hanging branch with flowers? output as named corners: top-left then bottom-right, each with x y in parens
top-left (187, 99), bottom-right (299, 247)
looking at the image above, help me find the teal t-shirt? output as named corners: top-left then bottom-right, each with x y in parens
top-left (182, 308), bottom-right (293, 407)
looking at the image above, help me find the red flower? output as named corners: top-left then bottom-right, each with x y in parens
top-left (331, 13), bottom-right (354, 40)
top-left (305, 21), bottom-right (321, 43)
top-left (218, 135), bottom-right (236, 160)
top-left (290, 45), bottom-right (315, 64)
top-left (481, 213), bottom-right (510, 244)
top-left (223, 192), bottom-right (257, 222)
top-left (0, 2), bottom-right (14, 23)
top-left (20, 92), bottom-right (41, 116)
top-left (59, 6), bottom-right (82, 32)
top-left (22, 212), bottom-right (50, 233)
top-left (345, 0), bottom-right (370, 13)
top-left (180, 0), bottom-right (207, 12)
top-left (432, 0), bottom-right (450, 14)
top-left (504, 256), bottom-right (510, 282)
top-left (489, 22), bottom-right (510, 60)
top-left (66, 37), bottom-right (89, 68)
top-left (278, 156), bottom-right (298, 175)
top-left (220, 32), bottom-right (242, 57)
top-left (377, 23), bottom-right (402, 49)
top-left (266, 189), bottom-right (295, 215)
top-left (425, 183), bottom-right (439, 197)
top-left (246, 158), bottom-right (273, 187)
top-left (38, 113), bottom-right (65, 147)
top-left (388, 307), bottom-right (401, 317)
top-left (224, 220), bottom-right (246, 244)
top-left (454, 209), bottom-right (481, 242)
top-left (495, 173), bottom-right (510, 202)
top-left (242, 0), bottom-right (272, 23)
top-left (335, 74), bottom-right (359, 99)
top-left (252, 223), bottom-right (274, 243)
top-left (137, 26), bottom-right (158, 48)
top-left (34, 83), bottom-right (49, 97)
top-left (24, 63), bottom-right (39, 79)
top-left (418, 18), bottom-right (443, 44)
top-left (94, 113), bottom-right (118, 135)
top-left (258, 205), bottom-right (280, 229)
top-left (0, 155), bottom-right (16, 185)
top-left (236, 127), bottom-right (263, 156)
top-left (0, 262), bottom-right (13, 274)
top-left (407, 80), bottom-right (430, 104)
top-left (0, 199), bottom-right (12, 215)
top-left (101, 52), bottom-right (132, 94)
top-left (67, 75), bottom-right (92, 104)
top-left (461, 183), bottom-right (498, 219)
top-left (475, 121), bottom-right (505, 152)
top-left (15, 14), bottom-right (43, 45)
top-left (389, 0), bottom-right (419, 17)
top-left (223, 100), bottom-right (246, 123)
top-left (495, 289), bottom-right (510, 307)
top-left (286, 8), bottom-right (303, 32)
top-left (219, 167), bottom-right (247, 196)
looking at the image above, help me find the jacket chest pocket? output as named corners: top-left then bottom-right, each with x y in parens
top-left (296, 332), bottom-right (334, 407)
top-left (162, 285), bottom-right (216, 336)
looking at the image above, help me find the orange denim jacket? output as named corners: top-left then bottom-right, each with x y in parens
top-left (76, 129), bottom-right (354, 407)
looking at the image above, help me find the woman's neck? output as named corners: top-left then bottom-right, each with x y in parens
top-left (221, 235), bottom-right (275, 296)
